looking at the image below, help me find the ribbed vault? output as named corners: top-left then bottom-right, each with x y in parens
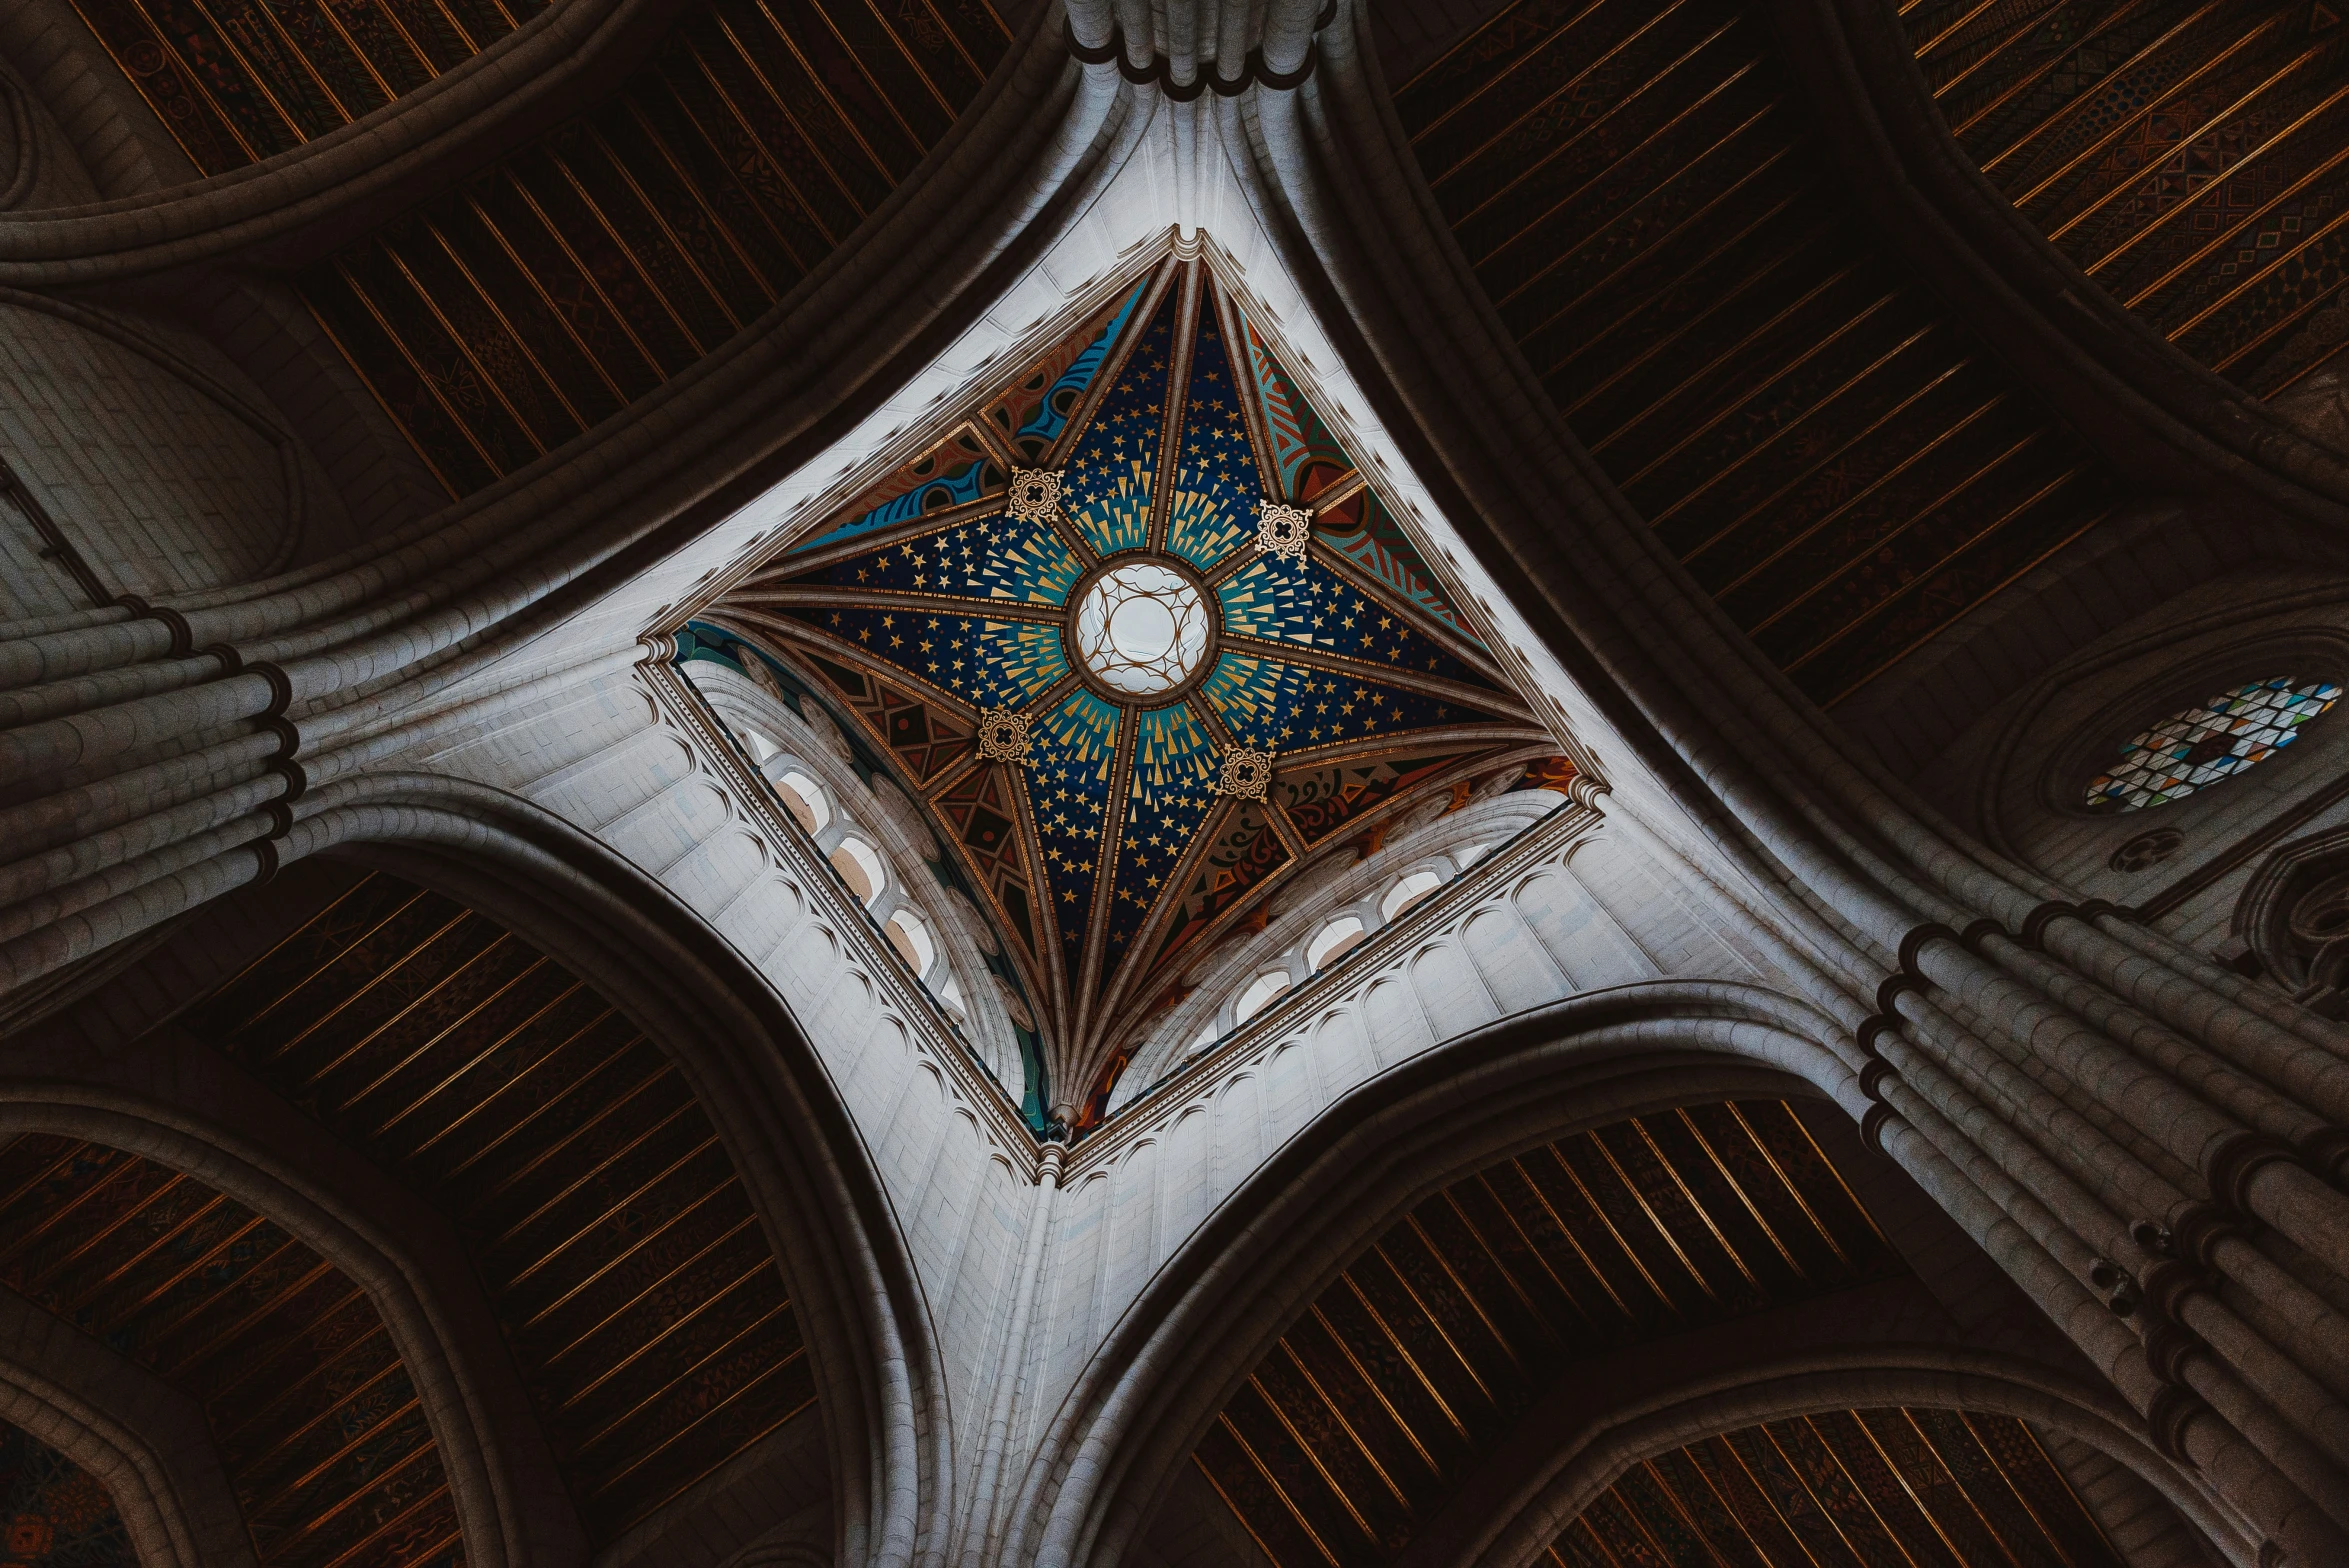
top-left (178, 869), bottom-right (818, 1547)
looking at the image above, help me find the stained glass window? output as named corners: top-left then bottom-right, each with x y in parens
top-left (2085, 676), bottom-right (2341, 811)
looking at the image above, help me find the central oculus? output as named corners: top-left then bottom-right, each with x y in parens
top-left (1070, 559), bottom-right (1212, 698)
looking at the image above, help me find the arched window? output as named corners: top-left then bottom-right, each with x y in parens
top-left (831, 837), bottom-right (886, 905)
top-left (1381, 869), bottom-right (1445, 922)
top-left (1234, 970), bottom-right (1291, 1024)
top-left (885, 908), bottom-right (936, 975)
top-left (1187, 1019), bottom-right (1222, 1057)
top-left (2086, 676), bottom-right (2342, 811)
top-left (774, 770), bottom-right (831, 835)
top-left (1457, 842), bottom-right (1491, 869)
top-left (743, 728), bottom-right (780, 765)
top-left (1307, 915), bottom-right (1367, 972)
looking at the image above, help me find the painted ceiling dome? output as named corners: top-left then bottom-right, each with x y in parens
top-left (691, 248), bottom-right (1552, 1111)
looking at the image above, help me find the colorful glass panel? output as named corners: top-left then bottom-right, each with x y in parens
top-left (2085, 676), bottom-right (2340, 811)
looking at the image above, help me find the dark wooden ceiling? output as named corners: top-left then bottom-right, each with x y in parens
top-left (75, 0), bottom-right (1018, 497)
top-left (1904, 0), bottom-right (2349, 399)
top-left (0, 1135), bottom-right (466, 1568)
top-left (1550, 1406), bottom-right (2120, 1568)
top-left (1, 1415), bottom-right (139, 1568)
top-left (69, 0), bottom-right (548, 170)
top-left (295, 0), bottom-right (1014, 494)
top-left (1394, 0), bottom-right (2124, 708)
top-left (179, 869), bottom-right (815, 1547)
top-left (1189, 1099), bottom-right (2120, 1568)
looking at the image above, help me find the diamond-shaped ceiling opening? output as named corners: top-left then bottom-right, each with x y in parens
top-left (692, 246), bottom-right (1554, 1120)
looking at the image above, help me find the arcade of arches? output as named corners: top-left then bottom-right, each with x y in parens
top-left (5, 2), bottom-right (2349, 1566)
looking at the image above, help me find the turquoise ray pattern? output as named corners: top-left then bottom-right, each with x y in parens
top-left (1205, 653), bottom-right (1479, 753)
top-left (780, 605), bottom-right (1068, 710)
top-left (786, 508), bottom-right (1081, 605)
top-left (1163, 302), bottom-right (1262, 570)
top-left (1217, 550), bottom-right (1492, 686)
top-left (698, 248), bottom-right (1546, 1093)
top-left (1032, 687), bottom-right (1123, 984)
top-left (1063, 282), bottom-right (1181, 557)
top-left (1107, 704), bottom-right (1221, 968)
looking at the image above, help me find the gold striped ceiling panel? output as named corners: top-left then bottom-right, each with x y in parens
top-left (71, 0), bottom-right (552, 172)
top-left (1551, 1406), bottom-right (2121, 1568)
top-left (1193, 1100), bottom-right (1918, 1566)
top-left (0, 1135), bottom-right (466, 1568)
top-left (180, 870), bottom-right (815, 1546)
top-left (294, 0), bottom-right (1013, 496)
top-left (1395, 0), bottom-right (2123, 706)
top-left (1904, 0), bottom-right (2349, 400)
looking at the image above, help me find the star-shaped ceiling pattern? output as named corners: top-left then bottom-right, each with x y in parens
top-left (702, 250), bottom-right (1549, 1099)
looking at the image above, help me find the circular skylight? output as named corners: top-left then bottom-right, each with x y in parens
top-left (1071, 560), bottom-right (1210, 697)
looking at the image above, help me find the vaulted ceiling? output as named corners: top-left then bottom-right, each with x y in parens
top-left (1543, 1406), bottom-right (2120, 1568)
top-left (1903, 0), bottom-right (2349, 397)
top-left (690, 250), bottom-right (1556, 1097)
top-left (0, 1134), bottom-right (466, 1568)
top-left (72, 0), bottom-right (1019, 496)
top-left (1395, 0), bottom-right (2125, 709)
top-left (179, 869), bottom-right (817, 1547)
top-left (70, 0), bottom-right (547, 168)
top-left (0, 1417), bottom-right (135, 1567)
top-left (0, 869), bottom-right (820, 1566)
top-left (1190, 1098), bottom-right (2122, 1568)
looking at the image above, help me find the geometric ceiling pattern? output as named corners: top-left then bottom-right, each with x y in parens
top-left (1194, 1099), bottom-right (1956, 1566)
top-left (73, 0), bottom-right (1016, 497)
top-left (180, 870), bottom-right (816, 1548)
top-left (0, 1135), bottom-right (467, 1568)
top-left (1395, 0), bottom-right (2124, 707)
top-left (698, 251), bottom-right (1552, 1091)
top-left (1905, 0), bottom-right (2349, 398)
top-left (0, 1418), bottom-right (134, 1568)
